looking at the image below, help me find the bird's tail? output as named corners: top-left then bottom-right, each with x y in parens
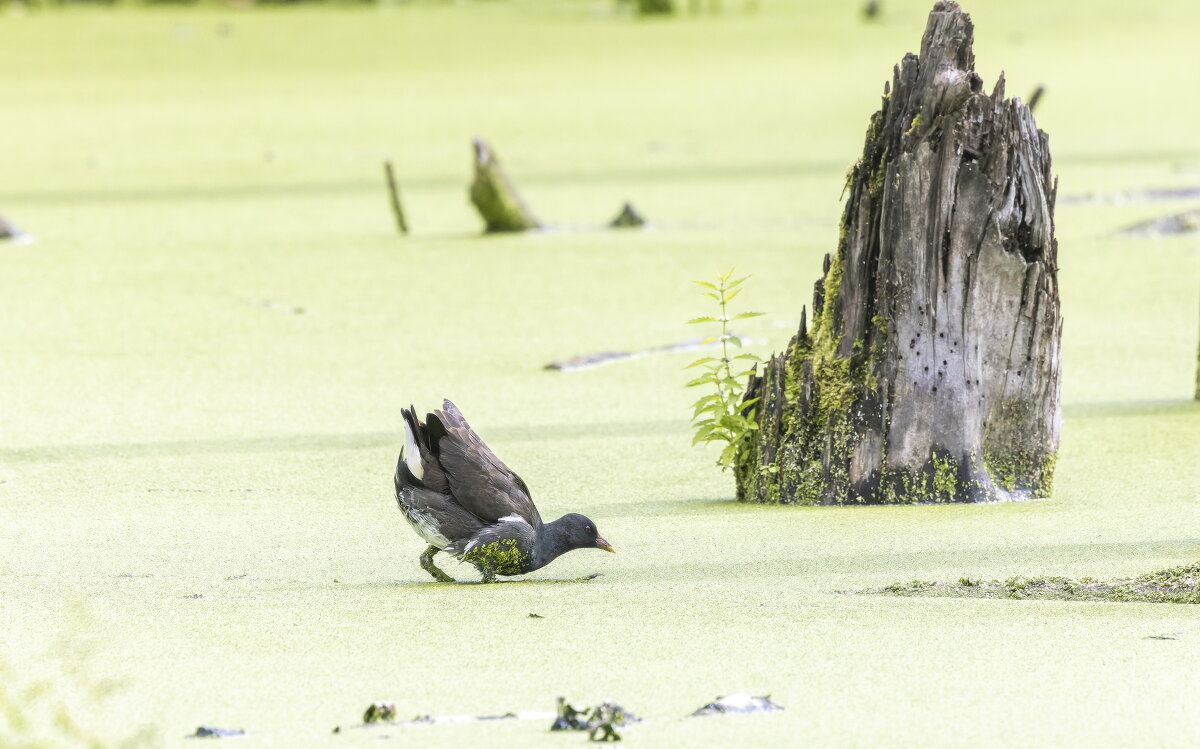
top-left (399, 405), bottom-right (425, 482)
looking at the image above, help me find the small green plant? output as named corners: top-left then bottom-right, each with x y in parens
top-left (685, 269), bottom-right (764, 471)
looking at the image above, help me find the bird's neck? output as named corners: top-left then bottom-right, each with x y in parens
top-left (530, 517), bottom-right (575, 571)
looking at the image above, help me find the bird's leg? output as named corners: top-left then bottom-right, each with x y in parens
top-left (420, 545), bottom-right (455, 583)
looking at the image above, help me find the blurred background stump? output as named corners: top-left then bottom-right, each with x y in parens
top-left (735, 1), bottom-right (1062, 504)
top-left (468, 137), bottom-right (542, 233)
top-left (637, 0), bottom-right (674, 15)
top-left (609, 202), bottom-right (646, 228)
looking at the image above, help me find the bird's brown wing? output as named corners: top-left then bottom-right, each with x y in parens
top-left (427, 400), bottom-right (541, 528)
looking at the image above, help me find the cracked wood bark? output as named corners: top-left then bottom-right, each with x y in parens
top-left (735, 1), bottom-right (1061, 504)
top-left (468, 137), bottom-right (542, 233)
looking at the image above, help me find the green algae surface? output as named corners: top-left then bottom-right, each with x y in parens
top-left (1, 1), bottom-right (1199, 746)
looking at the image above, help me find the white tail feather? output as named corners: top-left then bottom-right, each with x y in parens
top-left (403, 416), bottom-right (424, 480)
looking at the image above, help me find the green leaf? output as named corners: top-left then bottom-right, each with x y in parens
top-left (699, 336), bottom-right (719, 345)
top-left (692, 280), bottom-right (718, 290)
top-left (725, 287), bottom-right (743, 303)
top-left (718, 443), bottom-right (739, 469)
top-left (685, 357), bottom-right (718, 369)
top-left (691, 393), bottom-right (720, 408)
top-left (719, 413), bottom-right (748, 428)
top-left (686, 374), bottom-right (717, 388)
top-left (718, 268), bottom-right (734, 282)
top-left (705, 292), bottom-right (720, 301)
top-left (732, 311), bottom-right (766, 320)
top-left (727, 276), bottom-right (749, 290)
top-left (693, 403), bottom-right (721, 419)
top-left (723, 335), bottom-right (743, 348)
top-left (685, 316), bottom-right (718, 325)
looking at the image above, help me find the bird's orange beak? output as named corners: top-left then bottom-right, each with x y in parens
top-left (595, 536), bottom-right (616, 553)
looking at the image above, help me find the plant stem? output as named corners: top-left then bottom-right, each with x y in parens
top-left (718, 279), bottom-right (736, 434)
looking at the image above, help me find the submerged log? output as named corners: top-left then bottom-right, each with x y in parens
top-left (735, 1), bottom-right (1061, 504)
top-left (468, 137), bottom-right (542, 233)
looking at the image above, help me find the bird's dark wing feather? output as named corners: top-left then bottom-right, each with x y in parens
top-left (427, 400), bottom-right (541, 528)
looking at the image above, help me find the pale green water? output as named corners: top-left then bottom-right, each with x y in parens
top-left (1, 1), bottom-right (1198, 746)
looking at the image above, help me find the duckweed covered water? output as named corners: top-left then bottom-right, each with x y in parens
top-left (1, 1), bottom-right (1198, 746)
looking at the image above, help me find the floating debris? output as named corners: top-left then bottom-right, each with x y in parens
top-left (586, 703), bottom-right (629, 742)
top-left (691, 694), bottom-right (783, 717)
top-left (551, 697), bottom-right (639, 740)
top-left (336, 704), bottom-right (553, 734)
top-left (545, 335), bottom-right (743, 372)
top-left (189, 726), bottom-right (245, 738)
top-left (872, 563), bottom-right (1200, 603)
top-left (1061, 186), bottom-right (1200, 205)
top-left (363, 702), bottom-right (397, 724)
top-left (1118, 209), bottom-right (1200, 236)
top-left (550, 698), bottom-right (589, 731)
top-left (250, 299), bottom-right (306, 315)
top-left (412, 713), bottom-right (516, 724)
top-left (609, 202), bottom-right (646, 229)
top-left (528, 612), bottom-right (545, 619)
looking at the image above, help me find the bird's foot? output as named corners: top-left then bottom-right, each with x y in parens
top-left (420, 545), bottom-right (456, 583)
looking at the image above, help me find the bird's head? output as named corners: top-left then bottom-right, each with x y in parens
top-left (557, 513), bottom-right (615, 553)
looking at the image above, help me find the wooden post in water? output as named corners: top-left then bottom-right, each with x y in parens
top-left (734, 1), bottom-right (1062, 504)
top-left (383, 161), bottom-right (409, 235)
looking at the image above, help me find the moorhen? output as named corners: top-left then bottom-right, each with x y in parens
top-left (395, 400), bottom-right (615, 582)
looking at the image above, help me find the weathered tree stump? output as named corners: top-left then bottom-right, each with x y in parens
top-left (735, 1), bottom-right (1061, 504)
top-left (468, 137), bottom-right (542, 233)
